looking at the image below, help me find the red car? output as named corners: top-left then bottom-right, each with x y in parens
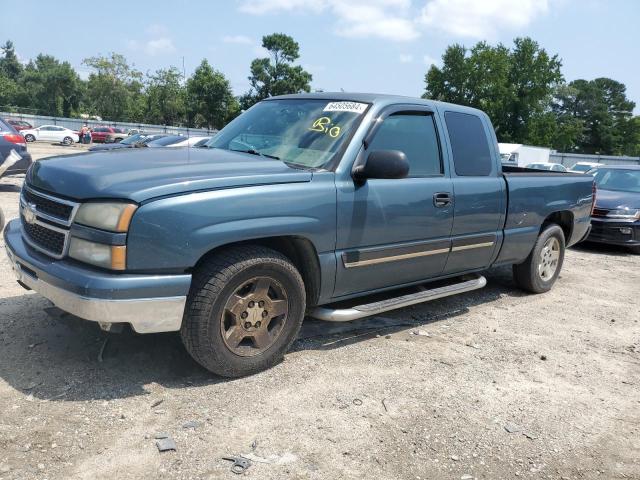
top-left (5, 119), bottom-right (33, 131)
top-left (90, 126), bottom-right (126, 143)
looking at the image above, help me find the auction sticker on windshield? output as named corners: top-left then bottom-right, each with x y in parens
top-left (323, 102), bottom-right (368, 114)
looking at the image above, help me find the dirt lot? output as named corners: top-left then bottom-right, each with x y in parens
top-left (0, 153), bottom-right (639, 479)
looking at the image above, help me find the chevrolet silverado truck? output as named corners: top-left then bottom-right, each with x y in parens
top-left (4, 93), bottom-right (594, 377)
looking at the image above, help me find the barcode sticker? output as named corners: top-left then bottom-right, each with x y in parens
top-left (323, 102), bottom-right (368, 114)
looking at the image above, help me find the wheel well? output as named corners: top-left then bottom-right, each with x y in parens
top-left (193, 236), bottom-right (322, 306)
top-left (542, 211), bottom-right (573, 243)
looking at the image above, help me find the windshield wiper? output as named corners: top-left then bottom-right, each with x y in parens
top-left (230, 148), bottom-right (280, 160)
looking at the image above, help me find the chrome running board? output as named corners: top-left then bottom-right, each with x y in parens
top-left (310, 274), bottom-right (487, 322)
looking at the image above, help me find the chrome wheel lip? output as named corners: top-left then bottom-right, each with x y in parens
top-left (538, 237), bottom-right (560, 281)
top-left (220, 276), bottom-right (289, 357)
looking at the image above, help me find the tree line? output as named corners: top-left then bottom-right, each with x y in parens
top-left (1, 34), bottom-right (638, 155)
top-left (425, 37), bottom-right (639, 156)
top-left (0, 33), bottom-right (311, 130)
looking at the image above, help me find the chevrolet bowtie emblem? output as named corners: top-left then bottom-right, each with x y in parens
top-left (23, 202), bottom-right (37, 224)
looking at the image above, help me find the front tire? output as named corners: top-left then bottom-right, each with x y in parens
top-left (181, 245), bottom-right (306, 377)
top-left (629, 245), bottom-right (640, 255)
top-left (24, 134), bottom-right (35, 142)
top-left (62, 136), bottom-right (73, 145)
top-left (513, 224), bottom-right (565, 293)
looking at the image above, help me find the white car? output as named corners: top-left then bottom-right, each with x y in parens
top-left (21, 125), bottom-right (79, 145)
top-left (525, 162), bottom-right (567, 172)
top-left (568, 161), bottom-right (603, 174)
top-left (167, 136), bottom-right (211, 148)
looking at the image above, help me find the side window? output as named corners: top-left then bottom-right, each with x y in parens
top-left (368, 112), bottom-right (441, 176)
top-left (444, 112), bottom-right (493, 176)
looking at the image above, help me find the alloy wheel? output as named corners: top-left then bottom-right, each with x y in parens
top-left (538, 237), bottom-right (560, 280)
top-left (220, 276), bottom-right (289, 357)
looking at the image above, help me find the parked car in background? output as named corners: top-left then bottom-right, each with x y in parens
top-left (20, 125), bottom-right (79, 145)
top-left (3, 93), bottom-right (595, 377)
top-left (1, 118), bottom-right (33, 183)
top-left (5, 119), bottom-right (33, 131)
top-left (90, 127), bottom-right (125, 143)
top-left (104, 128), bottom-right (128, 144)
top-left (525, 162), bottom-right (567, 172)
top-left (192, 137), bottom-right (212, 148)
top-left (144, 135), bottom-right (185, 147)
top-left (88, 134), bottom-right (168, 151)
top-left (569, 161), bottom-right (603, 173)
top-left (587, 165), bottom-right (640, 253)
top-left (167, 136), bottom-right (211, 147)
top-left (127, 128), bottom-right (145, 136)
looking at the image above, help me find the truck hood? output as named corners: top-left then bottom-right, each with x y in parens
top-left (595, 188), bottom-right (640, 210)
top-left (26, 147), bottom-right (312, 202)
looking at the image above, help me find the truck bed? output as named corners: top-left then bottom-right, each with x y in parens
top-left (494, 166), bottom-right (594, 266)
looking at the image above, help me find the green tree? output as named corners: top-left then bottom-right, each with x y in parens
top-left (0, 40), bottom-right (23, 81)
top-left (555, 78), bottom-right (636, 155)
top-left (18, 54), bottom-right (83, 117)
top-left (243, 33), bottom-right (312, 108)
top-left (82, 53), bottom-right (143, 121)
top-left (145, 67), bottom-right (186, 126)
top-left (424, 37), bottom-right (562, 144)
top-left (186, 59), bottom-right (238, 129)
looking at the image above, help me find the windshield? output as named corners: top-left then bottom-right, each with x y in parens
top-left (120, 133), bottom-right (145, 145)
top-left (147, 135), bottom-right (184, 146)
top-left (592, 169), bottom-right (640, 193)
top-left (206, 99), bottom-right (369, 169)
top-left (193, 137), bottom-right (211, 147)
top-left (572, 164), bottom-right (594, 172)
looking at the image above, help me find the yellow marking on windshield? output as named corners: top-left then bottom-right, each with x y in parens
top-left (309, 117), bottom-right (342, 138)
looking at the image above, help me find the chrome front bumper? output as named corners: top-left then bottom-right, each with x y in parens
top-left (4, 219), bottom-right (190, 334)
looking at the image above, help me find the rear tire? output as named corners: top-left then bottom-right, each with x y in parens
top-left (181, 245), bottom-right (306, 377)
top-left (24, 134), bottom-right (35, 142)
top-left (629, 245), bottom-right (640, 255)
top-left (513, 224), bottom-right (565, 293)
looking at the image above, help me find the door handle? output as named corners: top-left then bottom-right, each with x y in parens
top-left (433, 192), bottom-right (452, 207)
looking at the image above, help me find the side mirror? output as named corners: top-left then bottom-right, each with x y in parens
top-left (353, 150), bottom-right (409, 180)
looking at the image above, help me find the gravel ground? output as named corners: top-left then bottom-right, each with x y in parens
top-left (0, 155), bottom-right (639, 479)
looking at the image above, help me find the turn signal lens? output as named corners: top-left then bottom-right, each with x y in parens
top-left (69, 237), bottom-right (127, 270)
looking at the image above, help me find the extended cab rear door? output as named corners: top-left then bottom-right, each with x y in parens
top-left (439, 110), bottom-right (505, 273)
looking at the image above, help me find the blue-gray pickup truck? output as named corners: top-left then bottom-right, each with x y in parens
top-left (4, 93), bottom-right (594, 377)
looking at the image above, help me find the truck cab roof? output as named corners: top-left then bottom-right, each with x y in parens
top-left (270, 92), bottom-right (487, 117)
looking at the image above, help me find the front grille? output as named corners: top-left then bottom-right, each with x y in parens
top-left (21, 214), bottom-right (66, 255)
top-left (20, 184), bottom-right (78, 259)
top-left (22, 187), bottom-right (74, 221)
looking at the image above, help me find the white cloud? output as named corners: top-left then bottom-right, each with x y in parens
top-left (420, 0), bottom-right (549, 38)
top-left (399, 54), bottom-right (413, 63)
top-left (222, 35), bottom-right (254, 45)
top-left (144, 37), bottom-right (176, 56)
top-left (423, 54), bottom-right (438, 66)
top-left (238, 0), bottom-right (419, 42)
top-left (239, 0), bottom-right (324, 14)
top-left (127, 24), bottom-right (176, 57)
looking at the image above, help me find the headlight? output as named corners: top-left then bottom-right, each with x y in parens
top-left (606, 208), bottom-right (640, 220)
top-left (69, 237), bottom-right (126, 270)
top-left (75, 202), bottom-right (137, 232)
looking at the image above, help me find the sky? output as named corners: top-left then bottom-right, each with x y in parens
top-left (1, 0), bottom-right (639, 112)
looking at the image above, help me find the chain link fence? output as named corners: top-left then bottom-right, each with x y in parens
top-left (1, 111), bottom-right (216, 137)
top-left (550, 152), bottom-right (640, 167)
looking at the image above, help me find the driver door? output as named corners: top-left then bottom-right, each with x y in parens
top-left (333, 107), bottom-right (454, 297)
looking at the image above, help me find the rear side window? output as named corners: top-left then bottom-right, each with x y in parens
top-left (368, 112), bottom-right (441, 176)
top-left (445, 112), bottom-right (493, 176)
